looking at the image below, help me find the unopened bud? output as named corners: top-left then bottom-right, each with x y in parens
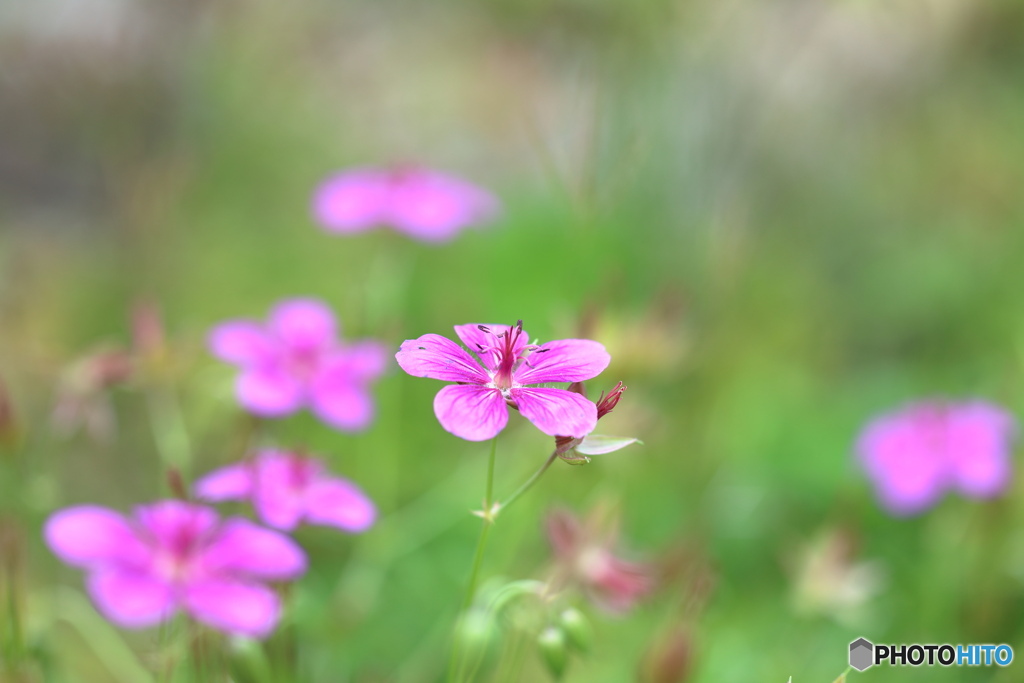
top-left (132, 299), bottom-right (167, 363)
top-left (558, 608), bottom-right (592, 653)
top-left (537, 625), bottom-right (569, 679)
top-left (166, 468), bottom-right (189, 500)
top-left (566, 382), bottom-right (587, 397)
top-left (642, 627), bottom-right (693, 683)
top-left (0, 377), bottom-right (17, 450)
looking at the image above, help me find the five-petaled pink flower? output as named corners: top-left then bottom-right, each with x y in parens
top-left (312, 165), bottom-right (500, 243)
top-left (857, 400), bottom-right (1017, 516)
top-left (546, 507), bottom-right (655, 614)
top-left (395, 321), bottom-right (611, 441)
top-left (209, 299), bottom-right (387, 431)
top-left (44, 500), bottom-right (306, 638)
top-left (195, 449), bottom-right (376, 533)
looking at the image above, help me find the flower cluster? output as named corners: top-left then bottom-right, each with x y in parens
top-left (857, 400), bottom-right (1017, 516)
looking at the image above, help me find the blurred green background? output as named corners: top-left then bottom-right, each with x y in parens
top-left (3, 0), bottom-right (1024, 681)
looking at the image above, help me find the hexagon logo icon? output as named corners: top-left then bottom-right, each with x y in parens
top-left (849, 637), bottom-right (874, 672)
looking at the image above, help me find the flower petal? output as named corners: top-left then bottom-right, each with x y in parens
top-left (194, 463), bottom-right (254, 502)
top-left (304, 478), bottom-right (377, 532)
top-left (857, 416), bottom-right (948, 516)
top-left (433, 385), bottom-right (508, 441)
top-left (512, 387), bottom-right (597, 438)
top-left (308, 343), bottom-right (387, 431)
top-left (200, 518), bottom-right (306, 580)
top-left (309, 373), bottom-right (375, 431)
top-left (395, 334), bottom-right (489, 384)
top-left (387, 170), bottom-right (498, 242)
top-left (513, 340), bottom-right (611, 385)
top-left (268, 299), bottom-right (337, 352)
top-left (236, 367), bottom-right (305, 416)
top-left (184, 579), bottom-right (281, 639)
top-left (135, 500), bottom-right (219, 544)
top-left (86, 569), bottom-right (176, 628)
top-left (945, 402), bottom-right (1016, 498)
top-left (209, 322), bottom-right (274, 366)
top-left (312, 169), bottom-right (390, 234)
top-left (575, 435), bottom-right (640, 456)
top-left (325, 341), bottom-right (389, 382)
top-left (252, 454), bottom-right (306, 531)
top-left (44, 506), bottom-right (149, 569)
top-left (453, 323), bottom-right (529, 371)
top-left (545, 508), bottom-right (583, 558)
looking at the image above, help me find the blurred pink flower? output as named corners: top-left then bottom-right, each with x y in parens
top-left (395, 321), bottom-right (610, 441)
top-left (546, 507), bottom-right (654, 614)
top-left (195, 449), bottom-right (376, 533)
top-left (209, 299), bottom-right (387, 431)
top-left (312, 166), bottom-right (499, 242)
top-left (857, 400), bottom-right (1017, 516)
top-left (44, 500), bottom-right (305, 638)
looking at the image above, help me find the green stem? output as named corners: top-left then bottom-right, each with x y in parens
top-left (496, 449), bottom-right (558, 517)
top-left (462, 436), bottom-right (498, 609)
top-left (448, 437), bottom-right (498, 683)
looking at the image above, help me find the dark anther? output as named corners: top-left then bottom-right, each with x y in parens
top-left (477, 325), bottom-right (491, 333)
top-left (418, 346), bottom-right (426, 350)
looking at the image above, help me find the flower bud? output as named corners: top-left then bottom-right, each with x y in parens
top-left (558, 607), bottom-right (592, 653)
top-left (537, 625), bottom-right (569, 679)
top-left (0, 377), bottom-right (17, 451)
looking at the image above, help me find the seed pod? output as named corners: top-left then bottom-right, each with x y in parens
top-left (558, 608), bottom-right (593, 653)
top-left (537, 625), bottom-right (569, 679)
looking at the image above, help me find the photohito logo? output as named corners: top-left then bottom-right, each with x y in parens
top-left (848, 637), bottom-right (1013, 671)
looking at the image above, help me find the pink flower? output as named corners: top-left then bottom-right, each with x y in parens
top-left (312, 166), bottom-right (499, 242)
top-left (546, 507), bottom-right (654, 614)
top-left (44, 500), bottom-right (306, 638)
top-left (209, 299), bottom-right (387, 431)
top-left (857, 400), bottom-right (1017, 516)
top-left (194, 450), bottom-right (376, 533)
top-left (395, 321), bottom-right (611, 441)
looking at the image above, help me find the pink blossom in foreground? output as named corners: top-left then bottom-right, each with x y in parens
top-left (546, 507), bottom-right (654, 614)
top-left (395, 321), bottom-right (610, 441)
top-left (312, 166), bottom-right (499, 243)
top-left (857, 400), bottom-right (1017, 516)
top-left (195, 450), bottom-right (376, 533)
top-left (44, 500), bottom-right (305, 638)
top-left (209, 299), bottom-right (387, 431)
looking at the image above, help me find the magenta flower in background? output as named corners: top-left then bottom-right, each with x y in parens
top-left (44, 500), bottom-right (306, 638)
top-left (209, 299), bottom-right (387, 431)
top-left (395, 321), bottom-right (611, 441)
top-left (857, 400), bottom-right (1017, 516)
top-left (312, 166), bottom-right (499, 243)
top-left (195, 449), bottom-right (376, 533)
